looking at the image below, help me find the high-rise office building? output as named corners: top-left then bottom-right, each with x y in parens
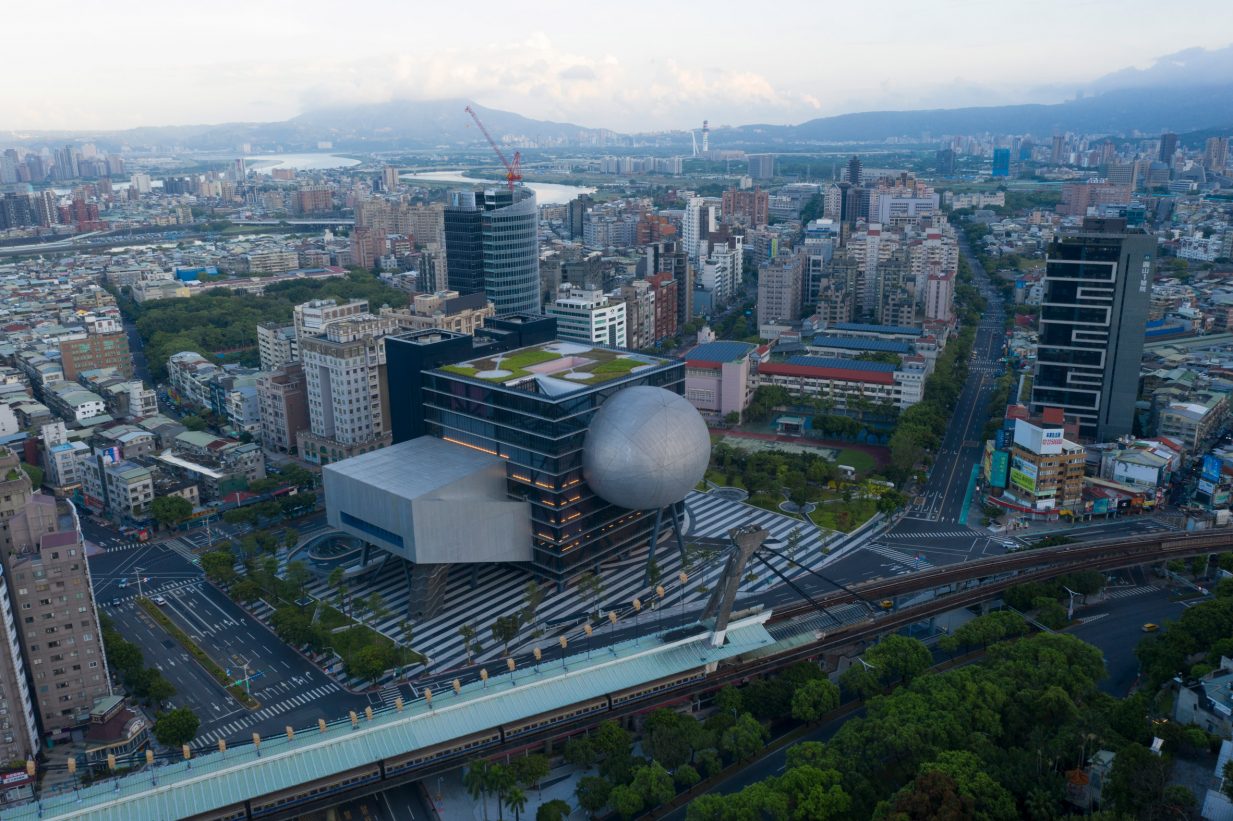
top-left (444, 188), bottom-right (540, 315)
top-left (1051, 135), bottom-right (1066, 164)
top-left (935, 148), bottom-right (956, 175)
top-left (1204, 136), bottom-right (1229, 173)
top-left (1158, 132), bottom-right (1179, 165)
top-left (991, 148), bottom-right (1011, 178)
top-left (1030, 218), bottom-right (1154, 441)
top-left (682, 197), bottom-right (718, 264)
top-left (846, 155), bottom-right (863, 185)
top-left (747, 154), bottom-right (775, 180)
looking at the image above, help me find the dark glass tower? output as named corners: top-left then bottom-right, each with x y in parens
top-left (421, 344), bottom-right (683, 579)
top-left (1030, 217), bottom-right (1154, 442)
top-left (444, 187), bottom-right (540, 315)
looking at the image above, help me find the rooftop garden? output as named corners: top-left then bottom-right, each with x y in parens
top-left (439, 342), bottom-right (666, 386)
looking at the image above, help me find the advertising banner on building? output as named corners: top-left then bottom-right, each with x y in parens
top-left (1009, 455), bottom-right (1038, 495)
top-left (1202, 455), bottom-right (1223, 484)
top-left (990, 450), bottom-right (1010, 488)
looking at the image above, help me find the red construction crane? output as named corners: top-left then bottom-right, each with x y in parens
top-left (465, 105), bottom-right (522, 192)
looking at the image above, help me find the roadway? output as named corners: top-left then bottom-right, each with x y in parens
top-left (89, 535), bottom-right (374, 750)
top-left (898, 233), bottom-right (1006, 527)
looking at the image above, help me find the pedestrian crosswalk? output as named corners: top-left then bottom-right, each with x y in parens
top-left (378, 684), bottom-right (402, 709)
top-left (193, 683), bottom-right (341, 748)
top-left (1102, 585), bottom-right (1157, 600)
top-left (864, 544), bottom-right (932, 572)
top-left (100, 541), bottom-right (147, 553)
top-left (104, 578), bottom-right (202, 606)
top-left (164, 537), bottom-right (200, 564)
top-left (886, 529), bottom-right (981, 540)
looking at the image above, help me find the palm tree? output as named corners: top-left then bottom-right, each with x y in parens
top-left (505, 786), bottom-right (528, 821)
top-left (464, 760), bottom-right (492, 821)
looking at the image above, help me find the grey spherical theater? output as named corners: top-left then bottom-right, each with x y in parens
top-left (582, 386), bottom-right (711, 511)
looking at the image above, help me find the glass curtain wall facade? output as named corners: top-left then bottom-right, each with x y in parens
top-left (422, 359), bottom-right (684, 579)
top-left (444, 188), bottom-right (540, 316)
top-left (1030, 218), bottom-right (1153, 441)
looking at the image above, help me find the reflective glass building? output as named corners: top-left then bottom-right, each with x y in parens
top-left (421, 341), bottom-right (683, 579)
top-left (444, 187), bottom-right (540, 316)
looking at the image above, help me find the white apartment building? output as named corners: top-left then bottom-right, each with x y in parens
top-left (293, 298), bottom-right (369, 341)
top-left (546, 286), bottom-right (628, 348)
top-left (682, 197), bottom-right (719, 264)
top-left (256, 322), bottom-right (299, 371)
top-left (697, 242), bottom-right (743, 310)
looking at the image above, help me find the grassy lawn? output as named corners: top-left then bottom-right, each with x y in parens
top-left (704, 469), bottom-right (746, 489)
top-left (835, 449), bottom-right (878, 476)
top-left (441, 364), bottom-right (478, 377)
top-left (811, 498), bottom-right (878, 532)
top-left (500, 349), bottom-right (560, 370)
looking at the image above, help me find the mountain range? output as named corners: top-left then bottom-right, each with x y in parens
top-left (5, 46), bottom-right (1233, 152)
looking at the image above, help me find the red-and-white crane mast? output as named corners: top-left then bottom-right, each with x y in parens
top-left (464, 105), bottom-right (522, 193)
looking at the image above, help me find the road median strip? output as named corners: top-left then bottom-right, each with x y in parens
top-left (137, 596), bottom-right (261, 710)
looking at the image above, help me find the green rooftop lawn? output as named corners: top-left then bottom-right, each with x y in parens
top-left (498, 349), bottom-right (561, 370)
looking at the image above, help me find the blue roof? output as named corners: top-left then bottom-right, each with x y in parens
top-left (831, 322), bottom-right (922, 336)
top-left (811, 335), bottom-right (911, 354)
top-left (687, 340), bottom-right (757, 363)
top-left (785, 356), bottom-right (898, 373)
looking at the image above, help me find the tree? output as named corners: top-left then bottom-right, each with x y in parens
top-left (577, 570), bottom-right (605, 618)
top-left (459, 623), bottom-right (479, 664)
top-left (521, 580), bottom-right (545, 629)
top-left (364, 591), bottom-right (388, 622)
top-left (106, 638), bottom-right (144, 676)
top-left (675, 763), bottom-right (700, 791)
top-left (1224, 759), bottom-right (1233, 801)
top-left (150, 495), bottom-right (193, 530)
top-left (491, 614), bottom-right (522, 656)
top-left (1106, 743), bottom-right (1171, 817)
top-left (643, 708), bottom-right (699, 769)
top-left (504, 786), bottom-right (528, 821)
top-left (465, 760), bottom-right (494, 821)
top-left (143, 670), bottom-right (177, 700)
top-left (181, 414), bottom-right (207, 431)
top-left (609, 784), bottom-right (643, 820)
top-left (509, 754), bottom-right (551, 791)
top-left (888, 770), bottom-right (975, 820)
top-left (536, 800), bottom-right (571, 821)
top-left (347, 644), bottom-right (391, 684)
top-left (791, 678), bottom-right (840, 723)
top-left (576, 775), bottom-right (612, 817)
top-left (285, 561), bottom-right (311, 599)
top-left (201, 549), bottom-right (237, 587)
top-left (564, 736), bottom-right (598, 770)
top-left (785, 527), bottom-right (803, 564)
top-left (631, 761), bottom-right (675, 809)
top-left (720, 713), bottom-right (767, 762)
top-left (153, 708), bottom-right (200, 747)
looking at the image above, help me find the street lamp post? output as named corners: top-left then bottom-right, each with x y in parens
top-left (656, 585), bottom-right (666, 633)
top-left (678, 571), bottom-right (689, 627)
top-left (631, 598), bottom-right (641, 643)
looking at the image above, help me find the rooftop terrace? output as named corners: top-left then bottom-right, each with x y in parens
top-left (436, 341), bottom-right (670, 389)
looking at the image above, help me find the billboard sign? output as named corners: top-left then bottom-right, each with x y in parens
top-left (1198, 478), bottom-right (1216, 496)
top-left (1202, 455), bottom-right (1223, 484)
top-left (989, 450), bottom-right (1010, 488)
top-left (1013, 419), bottom-right (1064, 455)
top-left (1009, 455), bottom-right (1038, 495)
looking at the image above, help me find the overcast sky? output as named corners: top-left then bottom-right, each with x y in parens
top-left (3, 0), bottom-right (1230, 132)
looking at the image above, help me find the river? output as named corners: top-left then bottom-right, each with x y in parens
top-left (246, 153), bottom-right (362, 173)
top-left (400, 170), bottom-right (594, 205)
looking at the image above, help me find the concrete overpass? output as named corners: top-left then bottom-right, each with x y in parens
top-left (3, 528), bottom-right (1228, 821)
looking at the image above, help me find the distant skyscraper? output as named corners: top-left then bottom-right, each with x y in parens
top-left (935, 148), bottom-right (956, 175)
top-left (991, 148), bottom-right (1011, 178)
top-left (1030, 218), bottom-right (1154, 441)
top-left (1050, 135), bottom-right (1066, 164)
top-left (1204, 136), bottom-right (1229, 173)
top-left (847, 155), bottom-right (863, 186)
top-left (444, 188), bottom-right (540, 315)
top-left (1158, 132), bottom-right (1178, 165)
top-left (747, 154), bottom-right (775, 180)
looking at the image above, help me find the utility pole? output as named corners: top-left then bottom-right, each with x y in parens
top-left (136, 567), bottom-right (143, 600)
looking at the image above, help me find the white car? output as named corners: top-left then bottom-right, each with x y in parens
top-left (152, 595), bottom-right (167, 606)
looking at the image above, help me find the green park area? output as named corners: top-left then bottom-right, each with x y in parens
top-left (536, 568), bottom-right (1233, 820)
top-left (115, 269), bottom-right (410, 379)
